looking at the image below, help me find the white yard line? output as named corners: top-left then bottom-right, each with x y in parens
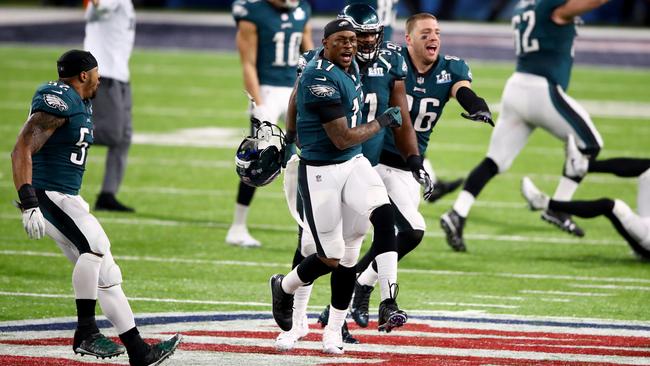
top-left (520, 290), bottom-right (613, 297)
top-left (569, 283), bottom-right (650, 291)
top-left (426, 302), bottom-right (520, 309)
top-left (1, 249), bottom-right (648, 285)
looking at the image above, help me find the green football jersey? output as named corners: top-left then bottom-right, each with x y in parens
top-left (358, 42), bottom-right (407, 165)
top-left (296, 53), bottom-right (363, 163)
top-left (232, 0), bottom-right (311, 87)
top-left (383, 47), bottom-right (472, 156)
top-left (513, 0), bottom-right (575, 90)
top-left (299, 43), bottom-right (407, 165)
top-left (30, 81), bottom-right (94, 195)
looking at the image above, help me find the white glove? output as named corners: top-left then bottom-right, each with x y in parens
top-left (22, 207), bottom-right (45, 239)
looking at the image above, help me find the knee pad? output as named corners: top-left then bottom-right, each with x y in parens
top-left (397, 229), bottom-right (424, 260)
top-left (370, 204), bottom-right (397, 254)
top-left (98, 256), bottom-right (123, 288)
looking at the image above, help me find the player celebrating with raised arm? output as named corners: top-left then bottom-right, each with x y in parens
top-left (228, 0), bottom-right (313, 247)
top-left (10, 50), bottom-right (181, 366)
top-left (277, 4), bottom-right (427, 350)
top-left (270, 18), bottom-right (405, 355)
top-left (347, 12), bottom-right (495, 328)
top-left (441, 0), bottom-right (610, 252)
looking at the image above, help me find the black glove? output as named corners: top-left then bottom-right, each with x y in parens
top-left (407, 155), bottom-right (434, 200)
top-left (376, 106), bottom-right (402, 128)
top-left (461, 110), bottom-right (494, 127)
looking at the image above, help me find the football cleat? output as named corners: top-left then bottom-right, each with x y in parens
top-left (95, 193), bottom-right (135, 213)
top-left (322, 325), bottom-right (344, 354)
top-left (564, 134), bottom-right (589, 179)
top-left (541, 209), bottom-right (585, 237)
top-left (73, 332), bottom-right (126, 359)
top-left (425, 178), bottom-right (464, 203)
top-left (521, 177), bottom-right (549, 211)
top-left (129, 333), bottom-right (182, 366)
top-left (226, 225), bottom-right (261, 247)
top-left (317, 305), bottom-right (360, 344)
top-left (275, 313), bottom-right (309, 351)
top-left (350, 281), bottom-right (374, 328)
top-left (377, 283), bottom-right (407, 333)
top-left (270, 274), bottom-right (294, 331)
top-left (440, 209), bottom-right (467, 252)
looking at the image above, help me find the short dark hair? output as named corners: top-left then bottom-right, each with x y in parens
top-left (57, 49), bottom-right (98, 78)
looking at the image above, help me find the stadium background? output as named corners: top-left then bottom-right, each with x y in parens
top-left (1, 0), bottom-right (650, 364)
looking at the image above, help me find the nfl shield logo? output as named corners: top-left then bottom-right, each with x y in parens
top-left (417, 76), bottom-right (424, 84)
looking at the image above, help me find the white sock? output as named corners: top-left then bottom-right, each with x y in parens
top-left (552, 177), bottom-right (579, 201)
top-left (453, 190), bottom-right (475, 218)
top-left (423, 158), bottom-right (438, 184)
top-left (292, 284), bottom-right (313, 324)
top-left (73, 253), bottom-right (102, 299)
top-left (281, 268), bottom-right (307, 295)
top-left (326, 305), bottom-right (347, 331)
top-left (98, 285), bottom-right (136, 334)
top-left (232, 203), bottom-right (249, 227)
top-left (356, 265), bottom-right (378, 287)
top-left (374, 251), bottom-right (398, 301)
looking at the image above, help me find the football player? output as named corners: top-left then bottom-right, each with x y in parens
top-left (349, 12), bottom-right (494, 329)
top-left (276, 4), bottom-right (425, 351)
top-left (347, 0), bottom-right (399, 41)
top-left (10, 50), bottom-right (181, 366)
top-left (522, 136), bottom-right (650, 260)
top-left (440, 0), bottom-right (610, 252)
top-left (269, 18), bottom-right (405, 355)
top-left (228, 0), bottom-right (313, 247)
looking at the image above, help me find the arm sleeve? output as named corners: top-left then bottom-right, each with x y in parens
top-left (306, 101), bottom-right (346, 123)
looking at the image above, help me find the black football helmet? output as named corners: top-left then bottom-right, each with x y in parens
top-left (235, 118), bottom-right (286, 188)
top-left (338, 4), bottom-right (384, 63)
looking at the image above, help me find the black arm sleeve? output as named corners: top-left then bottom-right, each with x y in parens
top-left (306, 100), bottom-right (346, 124)
top-left (456, 86), bottom-right (489, 114)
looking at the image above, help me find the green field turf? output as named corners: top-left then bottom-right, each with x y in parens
top-left (1, 45), bottom-right (649, 324)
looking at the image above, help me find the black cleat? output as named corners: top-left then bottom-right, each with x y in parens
top-left (74, 332), bottom-right (126, 359)
top-left (350, 281), bottom-right (373, 328)
top-left (425, 178), bottom-right (464, 203)
top-left (270, 274), bottom-right (294, 331)
top-left (317, 306), bottom-right (360, 344)
top-left (440, 209), bottom-right (467, 252)
top-left (377, 283), bottom-right (407, 333)
top-left (541, 209), bottom-right (585, 237)
top-left (317, 305), bottom-right (329, 328)
top-left (129, 333), bottom-right (182, 366)
top-left (341, 321), bottom-right (359, 344)
top-left (95, 193), bottom-right (135, 213)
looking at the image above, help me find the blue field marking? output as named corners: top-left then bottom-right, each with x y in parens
top-left (3, 312), bottom-right (650, 333)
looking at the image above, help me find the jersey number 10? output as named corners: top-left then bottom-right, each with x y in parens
top-left (273, 32), bottom-right (303, 67)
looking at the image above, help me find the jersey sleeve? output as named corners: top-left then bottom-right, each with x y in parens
top-left (301, 68), bottom-right (342, 107)
top-left (30, 85), bottom-right (74, 118)
top-left (389, 51), bottom-right (408, 80)
top-left (232, 0), bottom-right (258, 24)
top-left (301, 0), bottom-right (312, 20)
top-left (447, 56), bottom-right (473, 84)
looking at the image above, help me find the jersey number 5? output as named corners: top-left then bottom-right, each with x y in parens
top-left (512, 10), bottom-right (540, 55)
top-left (70, 127), bottom-right (90, 166)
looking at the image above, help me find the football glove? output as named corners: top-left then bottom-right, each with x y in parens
top-left (406, 155), bottom-right (435, 200)
top-left (376, 107), bottom-right (402, 128)
top-left (22, 207), bottom-right (45, 240)
top-left (461, 111), bottom-right (494, 127)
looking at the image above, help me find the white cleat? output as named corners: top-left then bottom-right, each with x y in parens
top-left (565, 134), bottom-right (589, 179)
top-left (226, 225), bottom-right (261, 247)
top-left (322, 325), bottom-right (344, 355)
top-left (275, 314), bottom-right (309, 351)
top-left (521, 177), bottom-right (550, 211)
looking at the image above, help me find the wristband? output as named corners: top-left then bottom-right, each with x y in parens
top-left (18, 184), bottom-right (39, 210)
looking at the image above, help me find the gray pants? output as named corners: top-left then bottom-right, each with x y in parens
top-left (92, 77), bottom-right (132, 195)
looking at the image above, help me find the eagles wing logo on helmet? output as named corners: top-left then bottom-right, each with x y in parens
top-left (43, 94), bottom-right (68, 112)
top-left (235, 121), bottom-right (286, 188)
top-left (308, 84), bottom-right (336, 98)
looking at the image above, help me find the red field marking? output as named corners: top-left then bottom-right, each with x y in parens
top-left (0, 355), bottom-right (117, 366)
